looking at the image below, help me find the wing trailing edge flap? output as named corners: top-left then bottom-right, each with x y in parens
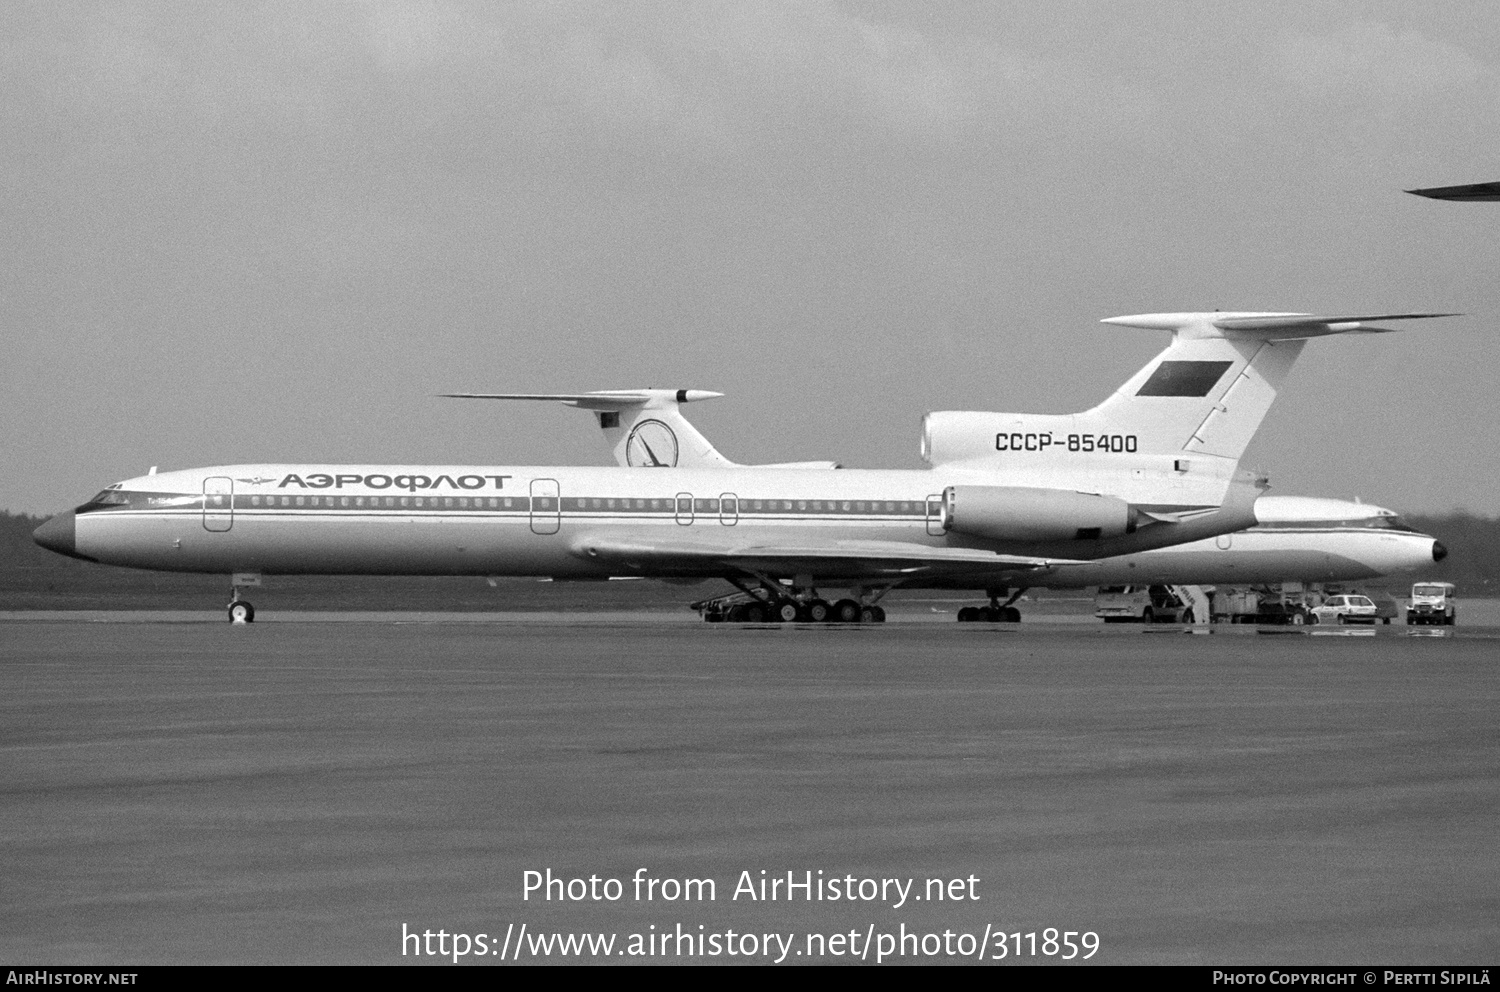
top-left (571, 532), bottom-right (1077, 576)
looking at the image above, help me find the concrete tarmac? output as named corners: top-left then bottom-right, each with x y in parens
top-left (2, 618), bottom-right (1497, 965)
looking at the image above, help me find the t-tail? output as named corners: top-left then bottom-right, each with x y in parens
top-left (922, 312), bottom-right (1455, 515)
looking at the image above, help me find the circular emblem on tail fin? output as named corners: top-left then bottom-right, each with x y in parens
top-left (625, 419), bottom-right (679, 467)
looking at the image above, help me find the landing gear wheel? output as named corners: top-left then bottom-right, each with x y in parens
top-left (833, 599), bottom-right (861, 623)
top-left (775, 602), bottom-right (800, 623)
top-left (957, 606), bottom-right (979, 623)
top-left (806, 599), bottom-right (831, 623)
top-left (872, 606), bottom-right (886, 623)
top-left (1002, 606), bottom-right (1021, 623)
top-left (742, 603), bottom-right (767, 623)
top-left (228, 600), bottom-right (255, 624)
top-left (859, 606), bottom-right (879, 624)
top-left (1142, 608), bottom-right (1153, 624)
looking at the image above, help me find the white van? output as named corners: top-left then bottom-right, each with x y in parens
top-left (1407, 582), bottom-right (1457, 626)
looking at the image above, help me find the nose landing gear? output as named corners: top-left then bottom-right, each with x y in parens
top-left (227, 572), bottom-right (261, 623)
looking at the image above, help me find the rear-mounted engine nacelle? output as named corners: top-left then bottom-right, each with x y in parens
top-left (943, 485), bottom-right (1138, 542)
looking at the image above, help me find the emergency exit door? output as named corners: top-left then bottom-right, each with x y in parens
top-left (530, 479), bottom-right (560, 535)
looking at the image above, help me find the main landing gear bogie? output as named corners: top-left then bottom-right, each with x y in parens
top-left (711, 598), bottom-right (885, 624)
top-left (956, 588), bottom-right (1025, 623)
top-left (956, 606), bottom-right (1021, 623)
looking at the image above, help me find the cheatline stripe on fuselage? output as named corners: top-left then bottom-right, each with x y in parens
top-left (75, 491), bottom-right (1215, 519)
top-left (77, 503), bottom-right (1384, 535)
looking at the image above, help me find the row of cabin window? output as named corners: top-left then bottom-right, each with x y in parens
top-left (235, 495), bottom-right (925, 513)
top-left (566, 498), bottom-right (924, 513)
top-left (245, 495), bottom-right (529, 509)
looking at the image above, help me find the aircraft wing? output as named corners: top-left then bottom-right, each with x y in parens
top-left (571, 532), bottom-right (1076, 579)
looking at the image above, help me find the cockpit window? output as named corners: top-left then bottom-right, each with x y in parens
top-left (89, 490), bottom-right (131, 505)
top-left (1371, 515), bottom-right (1418, 532)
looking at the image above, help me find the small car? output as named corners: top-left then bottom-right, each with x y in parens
top-left (1252, 601), bottom-right (1310, 625)
top-left (1310, 595), bottom-right (1379, 625)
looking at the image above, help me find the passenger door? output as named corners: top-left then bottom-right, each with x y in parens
top-left (202, 477), bottom-right (233, 532)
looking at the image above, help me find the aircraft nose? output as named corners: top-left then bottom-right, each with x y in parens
top-left (33, 510), bottom-right (80, 559)
top-left (1432, 540), bottom-right (1448, 563)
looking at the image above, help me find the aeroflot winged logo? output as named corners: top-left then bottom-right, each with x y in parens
top-left (277, 472), bottom-right (513, 492)
top-left (625, 420), bottom-right (679, 468)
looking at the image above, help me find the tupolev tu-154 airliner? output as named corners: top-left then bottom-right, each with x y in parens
top-left (33, 311), bottom-right (1452, 623)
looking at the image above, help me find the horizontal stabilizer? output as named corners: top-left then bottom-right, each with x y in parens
top-left (1407, 182), bottom-right (1500, 202)
top-left (1102, 312), bottom-right (1457, 339)
top-left (444, 389), bottom-right (844, 470)
top-left (1210, 313), bottom-right (1459, 337)
top-left (441, 389), bottom-right (723, 409)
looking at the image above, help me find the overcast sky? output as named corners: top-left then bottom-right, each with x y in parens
top-left (5, 1), bottom-right (1499, 516)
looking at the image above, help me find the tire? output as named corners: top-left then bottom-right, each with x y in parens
top-left (228, 600), bottom-right (255, 623)
top-left (1336, 614), bottom-right (1347, 625)
top-left (957, 607), bottom-right (978, 623)
top-left (1002, 606), bottom-right (1021, 623)
top-left (742, 603), bottom-right (766, 623)
top-left (806, 599), bottom-right (831, 623)
top-left (1181, 609), bottom-right (1194, 625)
top-left (858, 606), bottom-right (879, 624)
top-left (1308, 614), bottom-right (1320, 625)
top-left (1290, 613), bottom-right (1304, 626)
top-left (833, 599), bottom-right (861, 623)
top-left (872, 606), bottom-right (886, 623)
top-left (1141, 608), bottom-right (1153, 624)
top-left (775, 602), bottom-right (800, 623)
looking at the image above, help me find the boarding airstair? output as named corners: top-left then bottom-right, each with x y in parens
top-left (1168, 585), bottom-right (1212, 626)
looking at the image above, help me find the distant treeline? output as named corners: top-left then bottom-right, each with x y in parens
top-left (1403, 514), bottom-right (1500, 594)
top-left (3, 509), bottom-right (1496, 594)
